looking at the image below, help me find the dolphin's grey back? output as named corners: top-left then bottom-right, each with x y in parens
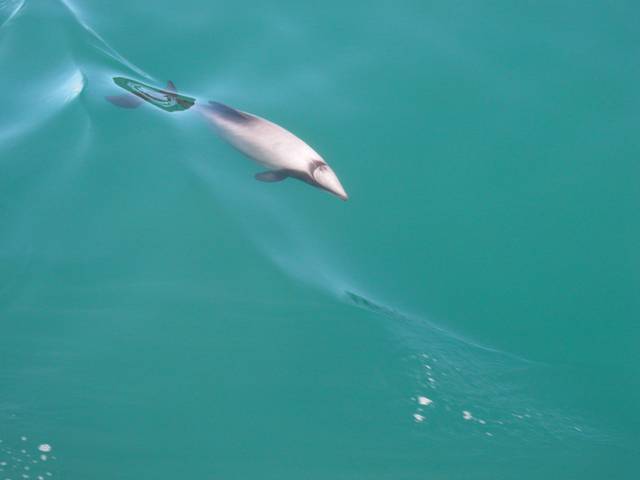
top-left (206, 101), bottom-right (254, 125)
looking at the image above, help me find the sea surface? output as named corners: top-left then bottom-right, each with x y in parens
top-left (1, 1), bottom-right (639, 478)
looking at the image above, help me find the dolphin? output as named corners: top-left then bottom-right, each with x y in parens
top-left (106, 77), bottom-right (348, 201)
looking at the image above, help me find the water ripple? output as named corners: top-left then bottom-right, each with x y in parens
top-left (0, 0), bottom-right (26, 30)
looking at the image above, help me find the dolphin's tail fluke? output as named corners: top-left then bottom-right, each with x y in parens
top-left (106, 77), bottom-right (196, 112)
top-left (105, 80), bottom-right (177, 109)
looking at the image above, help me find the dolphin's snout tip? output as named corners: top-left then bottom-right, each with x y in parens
top-left (313, 164), bottom-right (349, 202)
top-left (332, 186), bottom-right (348, 201)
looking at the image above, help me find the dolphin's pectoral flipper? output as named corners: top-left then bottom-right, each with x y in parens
top-left (255, 170), bottom-right (289, 182)
top-left (105, 94), bottom-right (143, 109)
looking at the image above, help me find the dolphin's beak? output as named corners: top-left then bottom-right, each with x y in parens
top-left (327, 178), bottom-right (348, 201)
top-left (313, 164), bottom-right (349, 201)
top-left (334, 187), bottom-right (349, 201)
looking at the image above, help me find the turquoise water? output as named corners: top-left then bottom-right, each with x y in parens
top-left (1, 0), bottom-right (639, 478)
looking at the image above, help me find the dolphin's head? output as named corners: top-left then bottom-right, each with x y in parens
top-left (310, 161), bottom-right (348, 201)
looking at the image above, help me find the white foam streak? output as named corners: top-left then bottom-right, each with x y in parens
top-left (52, 68), bottom-right (85, 103)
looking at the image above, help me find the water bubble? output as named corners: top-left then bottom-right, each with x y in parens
top-left (36, 446), bottom-right (50, 454)
top-left (462, 410), bottom-right (473, 420)
top-left (413, 413), bottom-right (425, 422)
top-left (417, 396), bottom-right (432, 406)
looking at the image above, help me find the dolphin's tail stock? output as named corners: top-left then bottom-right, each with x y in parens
top-left (105, 77), bottom-right (196, 113)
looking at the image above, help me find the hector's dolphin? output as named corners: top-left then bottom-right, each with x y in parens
top-left (106, 77), bottom-right (348, 201)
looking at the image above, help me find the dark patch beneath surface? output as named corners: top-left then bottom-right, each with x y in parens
top-left (207, 101), bottom-right (254, 124)
top-left (255, 170), bottom-right (289, 182)
top-left (105, 94), bottom-right (143, 109)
